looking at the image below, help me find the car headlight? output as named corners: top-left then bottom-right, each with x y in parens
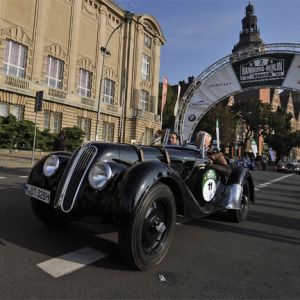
top-left (88, 162), bottom-right (112, 190)
top-left (43, 155), bottom-right (60, 177)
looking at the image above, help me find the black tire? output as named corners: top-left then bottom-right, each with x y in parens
top-left (227, 180), bottom-right (250, 223)
top-left (31, 198), bottom-right (68, 227)
top-left (118, 183), bottom-right (176, 270)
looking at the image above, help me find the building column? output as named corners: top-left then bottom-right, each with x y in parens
top-left (152, 38), bottom-right (162, 115)
top-left (131, 24), bottom-right (144, 108)
top-left (95, 6), bottom-right (107, 100)
top-left (31, 0), bottom-right (49, 83)
top-left (67, 0), bottom-right (82, 93)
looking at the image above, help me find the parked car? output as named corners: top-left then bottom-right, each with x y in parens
top-left (276, 159), bottom-right (300, 174)
top-left (24, 136), bottom-right (255, 270)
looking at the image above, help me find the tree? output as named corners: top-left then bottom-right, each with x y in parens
top-left (0, 114), bottom-right (18, 149)
top-left (158, 82), bottom-right (175, 129)
top-left (264, 107), bottom-right (299, 160)
top-left (56, 126), bottom-right (85, 152)
top-left (194, 101), bottom-right (237, 149)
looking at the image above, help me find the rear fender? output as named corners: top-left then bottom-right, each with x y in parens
top-left (227, 166), bottom-right (255, 204)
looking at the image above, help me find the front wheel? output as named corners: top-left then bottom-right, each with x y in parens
top-left (227, 180), bottom-right (250, 223)
top-left (118, 183), bottom-right (176, 270)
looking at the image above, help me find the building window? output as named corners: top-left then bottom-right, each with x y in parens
top-left (102, 79), bottom-right (115, 104)
top-left (102, 121), bottom-right (114, 142)
top-left (141, 54), bottom-right (150, 81)
top-left (0, 102), bottom-right (24, 120)
top-left (3, 40), bottom-right (27, 78)
top-left (77, 117), bottom-right (91, 141)
top-left (139, 90), bottom-right (150, 111)
top-left (144, 34), bottom-right (152, 49)
top-left (145, 128), bottom-right (153, 145)
top-left (44, 110), bottom-right (62, 133)
top-left (78, 68), bottom-right (92, 98)
top-left (0, 102), bottom-right (9, 118)
top-left (45, 56), bottom-right (64, 89)
top-left (10, 105), bottom-right (24, 121)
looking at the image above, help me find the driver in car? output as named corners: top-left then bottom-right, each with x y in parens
top-left (195, 131), bottom-right (231, 177)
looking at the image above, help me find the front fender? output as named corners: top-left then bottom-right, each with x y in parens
top-left (27, 151), bottom-right (72, 192)
top-left (118, 161), bottom-right (176, 224)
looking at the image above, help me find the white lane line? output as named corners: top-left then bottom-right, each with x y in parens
top-left (37, 247), bottom-right (106, 278)
top-left (255, 173), bottom-right (294, 191)
top-left (19, 176), bottom-right (28, 178)
top-left (0, 177), bottom-right (7, 179)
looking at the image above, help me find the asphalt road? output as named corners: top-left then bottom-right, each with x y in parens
top-left (0, 167), bottom-right (299, 299)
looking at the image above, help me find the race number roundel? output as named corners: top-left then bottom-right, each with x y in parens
top-left (202, 169), bottom-right (218, 202)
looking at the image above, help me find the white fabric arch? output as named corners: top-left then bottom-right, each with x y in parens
top-left (175, 43), bottom-right (300, 143)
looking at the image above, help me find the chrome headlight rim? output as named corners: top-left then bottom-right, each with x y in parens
top-left (88, 162), bottom-right (112, 191)
top-left (43, 155), bottom-right (60, 177)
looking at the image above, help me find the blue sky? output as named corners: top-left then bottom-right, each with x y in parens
top-left (116, 0), bottom-right (300, 85)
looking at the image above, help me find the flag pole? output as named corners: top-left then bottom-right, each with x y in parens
top-left (216, 118), bottom-right (220, 150)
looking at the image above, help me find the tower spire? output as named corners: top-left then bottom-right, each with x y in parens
top-left (232, 2), bottom-right (264, 52)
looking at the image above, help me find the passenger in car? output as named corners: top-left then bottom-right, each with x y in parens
top-left (195, 131), bottom-right (231, 177)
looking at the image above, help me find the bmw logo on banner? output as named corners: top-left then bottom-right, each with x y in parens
top-left (188, 114), bottom-right (196, 122)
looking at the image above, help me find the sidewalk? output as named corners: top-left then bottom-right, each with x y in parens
top-left (0, 149), bottom-right (50, 168)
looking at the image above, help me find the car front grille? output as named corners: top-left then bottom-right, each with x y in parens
top-left (54, 145), bottom-right (98, 213)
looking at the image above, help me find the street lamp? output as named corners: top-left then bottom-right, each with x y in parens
top-left (95, 11), bottom-right (134, 141)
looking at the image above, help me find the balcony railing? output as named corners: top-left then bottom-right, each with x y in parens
top-left (81, 97), bottom-right (95, 107)
top-left (133, 109), bottom-right (160, 122)
top-left (4, 75), bottom-right (29, 89)
top-left (48, 88), bottom-right (67, 99)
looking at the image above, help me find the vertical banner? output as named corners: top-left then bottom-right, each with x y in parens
top-left (161, 76), bottom-right (168, 112)
top-left (173, 83), bottom-right (181, 117)
top-left (160, 75), bottom-right (168, 125)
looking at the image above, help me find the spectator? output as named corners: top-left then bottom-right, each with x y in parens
top-left (151, 129), bottom-right (165, 145)
top-left (58, 129), bottom-right (68, 151)
top-left (168, 132), bottom-right (179, 145)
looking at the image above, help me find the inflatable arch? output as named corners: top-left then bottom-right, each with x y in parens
top-left (175, 43), bottom-right (300, 143)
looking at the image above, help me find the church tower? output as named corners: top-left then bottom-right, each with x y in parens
top-left (232, 2), bottom-right (264, 52)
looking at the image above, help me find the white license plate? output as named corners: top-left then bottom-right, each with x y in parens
top-left (25, 184), bottom-right (51, 204)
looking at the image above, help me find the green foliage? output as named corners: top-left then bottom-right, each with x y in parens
top-left (0, 115), bottom-right (84, 152)
top-left (0, 114), bottom-right (18, 149)
top-left (194, 102), bottom-right (237, 148)
top-left (158, 82), bottom-right (175, 129)
top-left (59, 126), bottom-right (85, 152)
top-left (36, 129), bottom-right (56, 152)
top-left (231, 99), bottom-right (297, 159)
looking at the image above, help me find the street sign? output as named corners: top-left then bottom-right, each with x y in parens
top-left (35, 91), bottom-right (43, 112)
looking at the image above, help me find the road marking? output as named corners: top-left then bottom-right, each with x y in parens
top-left (0, 177), bottom-right (7, 179)
top-left (19, 176), bottom-right (28, 178)
top-left (255, 173), bottom-right (294, 191)
top-left (37, 247), bottom-right (106, 278)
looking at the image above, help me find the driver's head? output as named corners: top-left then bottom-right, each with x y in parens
top-left (196, 131), bottom-right (212, 149)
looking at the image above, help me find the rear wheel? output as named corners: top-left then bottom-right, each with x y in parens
top-left (31, 198), bottom-right (68, 227)
top-left (227, 180), bottom-right (250, 223)
top-left (118, 183), bottom-right (176, 270)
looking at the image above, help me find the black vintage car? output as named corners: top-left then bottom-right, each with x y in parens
top-left (24, 136), bottom-right (255, 270)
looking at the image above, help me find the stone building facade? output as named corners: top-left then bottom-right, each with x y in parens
top-left (0, 0), bottom-right (165, 144)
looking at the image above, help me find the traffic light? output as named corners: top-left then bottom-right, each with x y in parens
top-left (35, 91), bottom-right (43, 112)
